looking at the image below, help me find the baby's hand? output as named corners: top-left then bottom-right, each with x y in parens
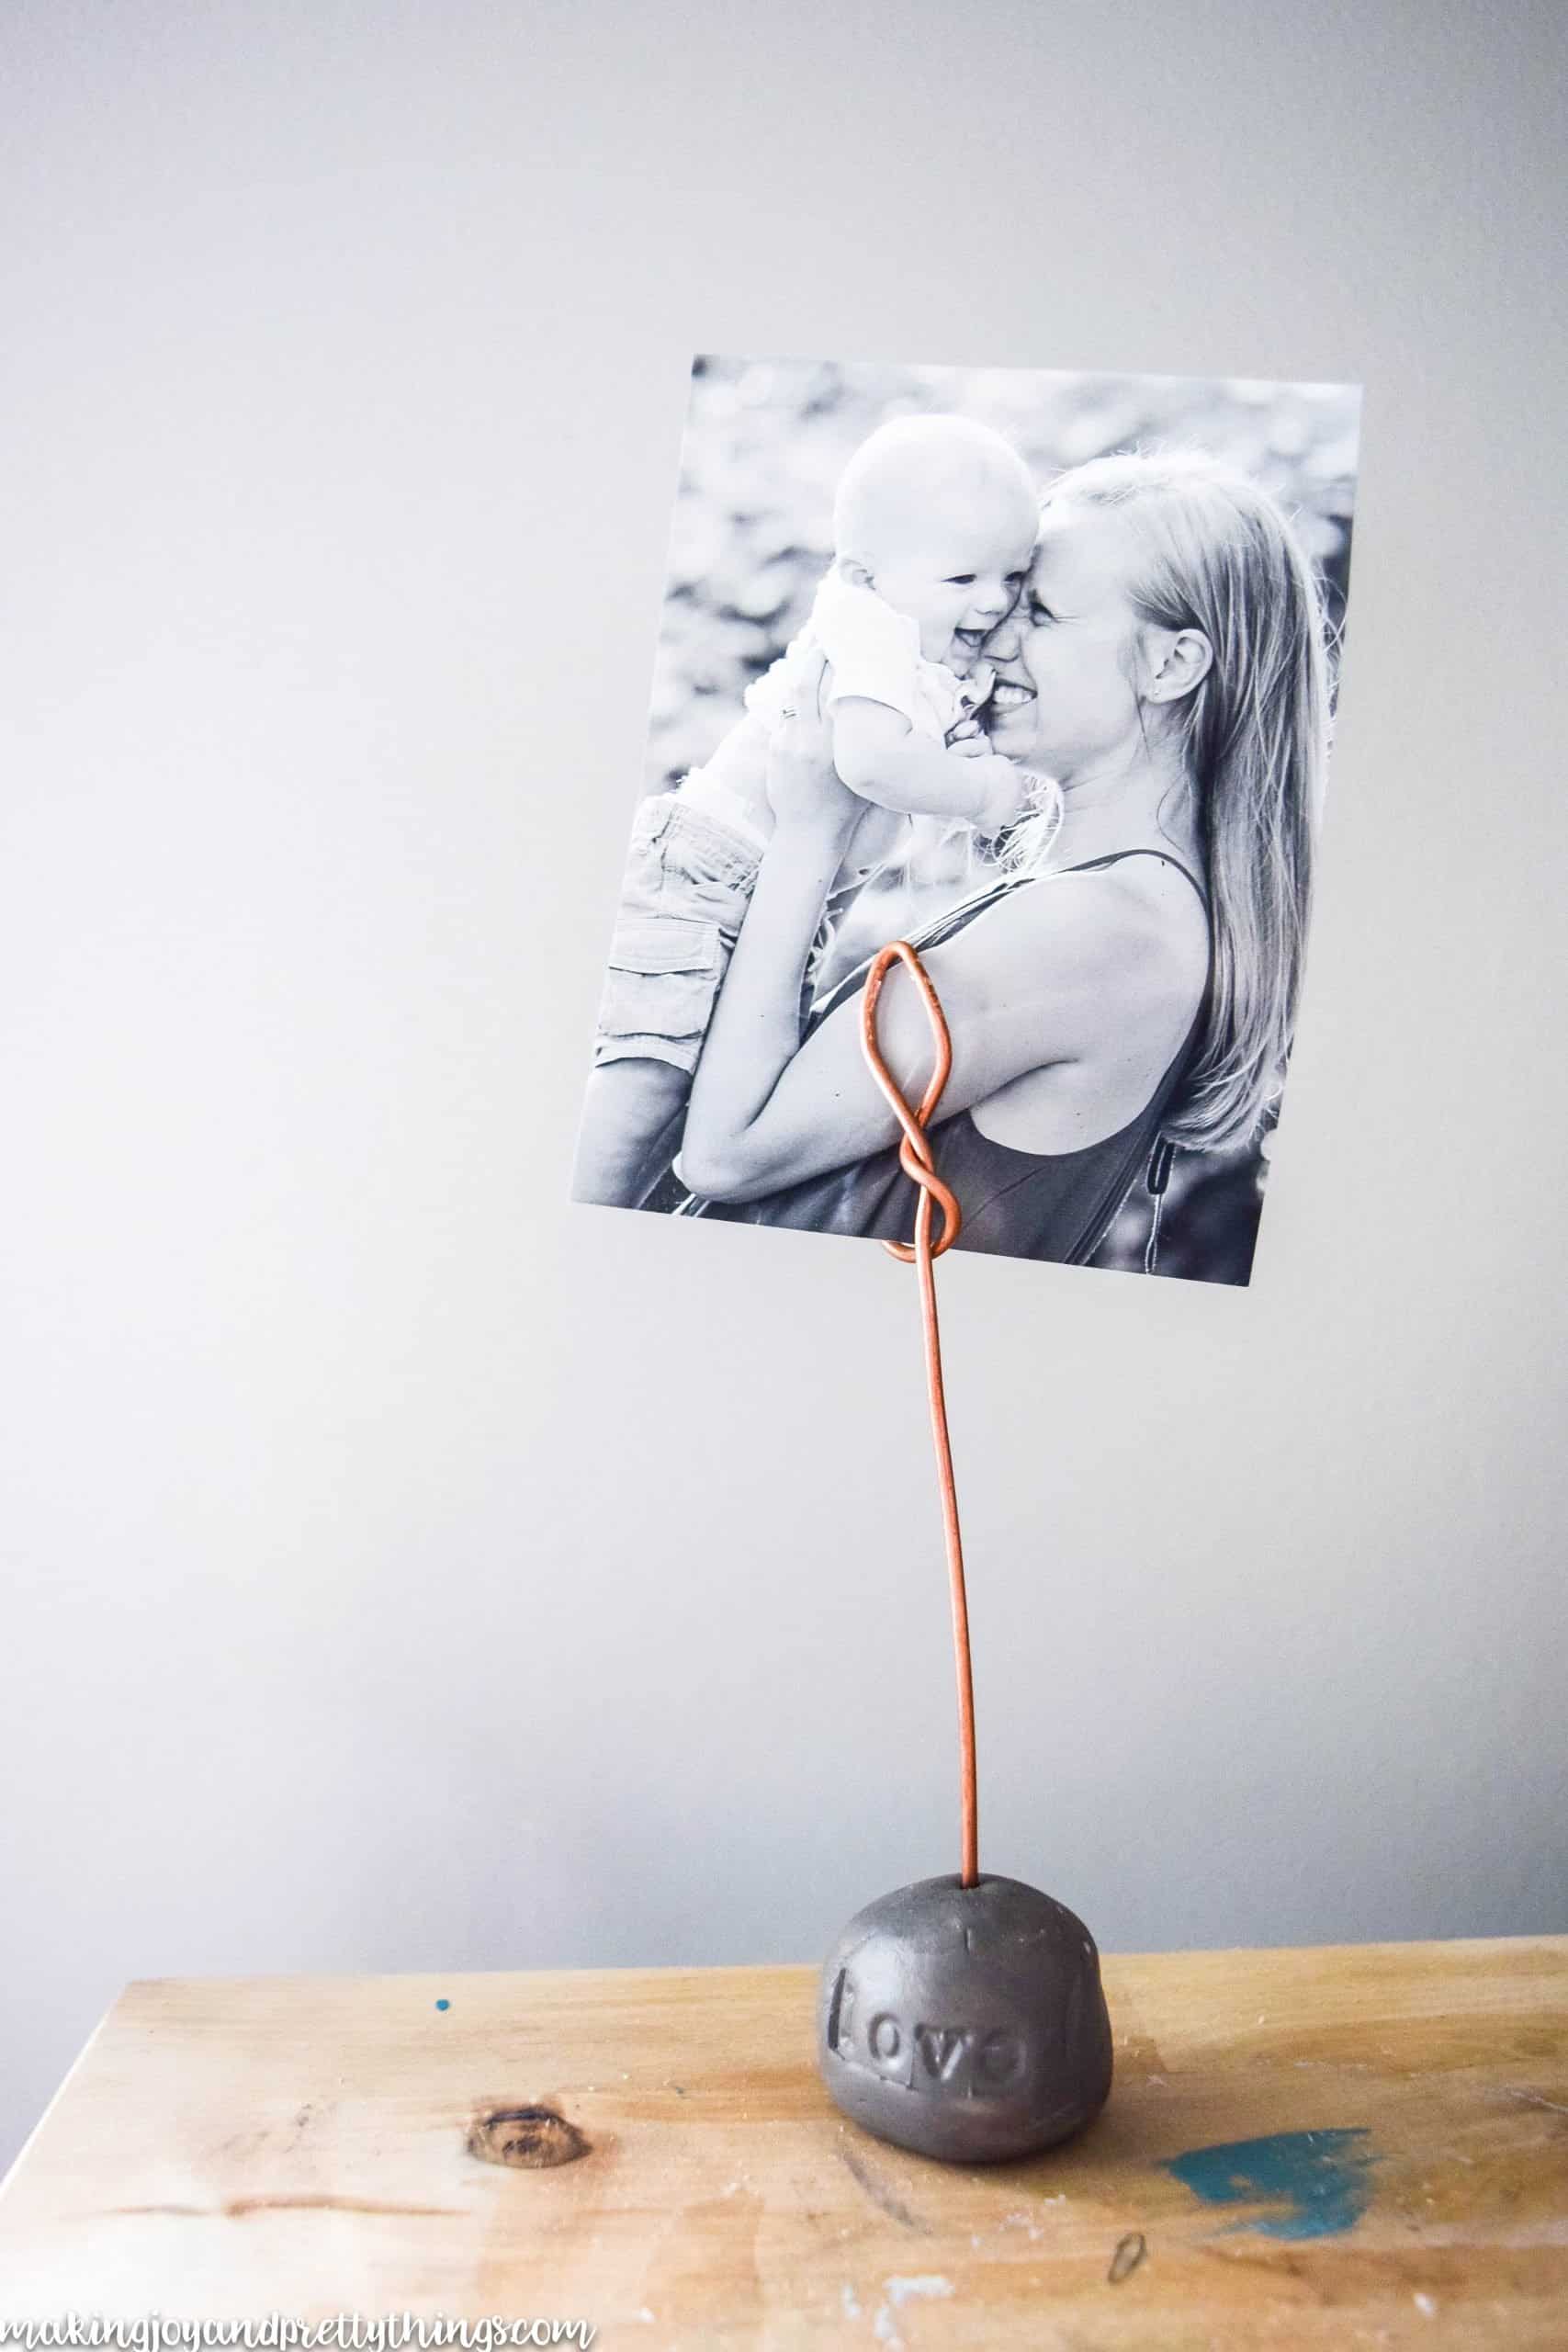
top-left (943, 716), bottom-right (1020, 823)
top-left (966, 752), bottom-right (1026, 832)
top-left (945, 718), bottom-right (991, 760)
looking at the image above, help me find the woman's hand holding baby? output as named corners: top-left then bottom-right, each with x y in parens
top-left (763, 650), bottom-right (862, 842)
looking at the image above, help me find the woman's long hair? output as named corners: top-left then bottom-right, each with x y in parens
top-left (1011, 449), bottom-right (1330, 1153)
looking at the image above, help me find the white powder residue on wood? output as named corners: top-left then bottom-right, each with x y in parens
top-left (872, 2275), bottom-right (954, 2347)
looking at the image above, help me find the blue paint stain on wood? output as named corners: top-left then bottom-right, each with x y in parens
top-left (1165, 2129), bottom-right (1376, 2240)
top-left (435, 1999), bottom-right (450, 2012)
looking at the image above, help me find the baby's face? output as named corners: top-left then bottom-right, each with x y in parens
top-left (866, 487), bottom-right (1037, 673)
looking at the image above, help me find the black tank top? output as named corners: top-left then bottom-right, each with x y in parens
top-left (684, 849), bottom-right (1211, 1266)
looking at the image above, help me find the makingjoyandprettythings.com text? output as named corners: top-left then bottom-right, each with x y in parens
top-left (0, 2323), bottom-right (595, 2352)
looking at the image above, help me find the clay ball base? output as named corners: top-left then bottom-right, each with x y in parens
top-left (817, 1873), bottom-right (1113, 2164)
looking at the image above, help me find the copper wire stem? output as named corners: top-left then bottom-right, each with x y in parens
top-left (859, 943), bottom-right (978, 1890)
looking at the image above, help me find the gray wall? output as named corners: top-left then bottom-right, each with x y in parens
top-left (3, 0), bottom-right (1564, 2174)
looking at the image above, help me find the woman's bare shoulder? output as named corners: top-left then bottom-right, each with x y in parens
top-left (1074, 848), bottom-right (1209, 958)
top-left (940, 852), bottom-right (1207, 1006)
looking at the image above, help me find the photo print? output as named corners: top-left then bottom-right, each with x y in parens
top-left (572, 356), bottom-right (1360, 1285)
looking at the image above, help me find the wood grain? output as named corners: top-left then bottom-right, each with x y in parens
top-left (1, 1938), bottom-right (1564, 2346)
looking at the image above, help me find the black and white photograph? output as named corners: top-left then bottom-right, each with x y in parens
top-left (572, 357), bottom-right (1360, 1285)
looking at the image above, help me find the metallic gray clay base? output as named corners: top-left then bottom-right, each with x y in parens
top-left (817, 1874), bottom-right (1113, 2163)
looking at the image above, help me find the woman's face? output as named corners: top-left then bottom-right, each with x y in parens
top-left (984, 503), bottom-right (1152, 775)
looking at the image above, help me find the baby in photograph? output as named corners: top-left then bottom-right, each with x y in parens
top-left (573, 413), bottom-right (1041, 1207)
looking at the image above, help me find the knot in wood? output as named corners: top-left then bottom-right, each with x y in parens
top-left (468, 2104), bottom-right (590, 2169)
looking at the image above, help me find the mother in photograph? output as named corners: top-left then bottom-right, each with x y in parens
top-left (674, 451), bottom-right (1328, 1266)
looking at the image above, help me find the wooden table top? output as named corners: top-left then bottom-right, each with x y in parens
top-left (2, 1937), bottom-right (1565, 2346)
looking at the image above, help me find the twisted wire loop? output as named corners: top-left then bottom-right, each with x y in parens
top-left (859, 942), bottom-right (979, 1890)
top-left (859, 944), bottom-right (964, 1263)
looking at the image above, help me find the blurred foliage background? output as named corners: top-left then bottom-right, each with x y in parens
top-left (638, 356), bottom-right (1360, 1283)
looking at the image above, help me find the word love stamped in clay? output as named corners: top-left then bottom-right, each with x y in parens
top-left (827, 1970), bottom-right (1030, 2098)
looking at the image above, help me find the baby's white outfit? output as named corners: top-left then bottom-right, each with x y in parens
top-left (743, 569), bottom-right (994, 744)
